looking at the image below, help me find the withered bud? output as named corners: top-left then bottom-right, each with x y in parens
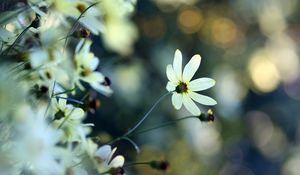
top-left (81, 92), bottom-right (101, 113)
top-left (198, 109), bottom-right (215, 122)
top-left (76, 3), bottom-right (86, 13)
top-left (150, 160), bottom-right (170, 171)
top-left (80, 28), bottom-right (91, 38)
top-left (73, 28), bottom-right (91, 38)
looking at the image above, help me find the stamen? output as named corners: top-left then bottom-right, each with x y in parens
top-left (175, 82), bottom-right (188, 93)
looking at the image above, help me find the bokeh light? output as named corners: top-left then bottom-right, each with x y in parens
top-left (248, 50), bottom-right (280, 93)
top-left (177, 7), bottom-right (203, 34)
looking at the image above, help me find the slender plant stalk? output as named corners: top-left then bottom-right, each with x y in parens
top-left (124, 92), bottom-right (171, 136)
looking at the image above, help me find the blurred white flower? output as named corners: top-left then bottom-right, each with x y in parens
top-left (166, 49), bottom-right (217, 115)
top-left (95, 145), bottom-right (125, 173)
top-left (98, 0), bottom-right (138, 55)
top-left (11, 106), bottom-right (63, 175)
top-left (74, 39), bottom-right (113, 96)
top-left (71, 140), bottom-right (125, 174)
top-left (51, 94), bottom-right (92, 142)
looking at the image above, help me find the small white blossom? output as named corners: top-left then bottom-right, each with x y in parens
top-left (166, 49), bottom-right (217, 116)
top-left (98, 0), bottom-right (138, 55)
top-left (51, 94), bottom-right (92, 142)
top-left (74, 39), bottom-right (113, 96)
top-left (95, 145), bottom-right (125, 173)
top-left (11, 106), bottom-right (63, 175)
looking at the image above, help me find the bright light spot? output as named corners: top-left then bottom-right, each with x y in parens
top-left (248, 50), bottom-right (280, 93)
top-left (258, 4), bottom-right (286, 35)
top-left (211, 18), bottom-right (237, 47)
top-left (246, 111), bottom-right (274, 148)
top-left (267, 34), bottom-right (299, 83)
top-left (183, 119), bottom-right (221, 157)
top-left (246, 111), bottom-right (288, 160)
top-left (213, 65), bottom-right (247, 117)
top-left (178, 7), bottom-right (203, 34)
top-left (113, 62), bottom-right (144, 105)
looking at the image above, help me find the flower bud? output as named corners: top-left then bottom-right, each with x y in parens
top-left (198, 109), bottom-right (215, 122)
top-left (73, 28), bottom-right (91, 39)
top-left (150, 160), bottom-right (170, 171)
top-left (81, 92), bottom-right (101, 113)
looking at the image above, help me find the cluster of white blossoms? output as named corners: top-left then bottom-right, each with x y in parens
top-left (0, 0), bottom-right (216, 175)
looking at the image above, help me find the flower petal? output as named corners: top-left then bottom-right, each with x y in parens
top-left (95, 145), bottom-right (112, 161)
top-left (107, 147), bottom-right (117, 164)
top-left (173, 49), bottom-right (182, 80)
top-left (182, 94), bottom-right (201, 116)
top-left (82, 72), bottom-right (104, 83)
top-left (166, 81), bottom-right (176, 92)
top-left (91, 83), bottom-right (113, 96)
top-left (88, 56), bottom-right (99, 71)
top-left (182, 54), bottom-right (201, 82)
top-left (188, 78), bottom-right (216, 91)
top-left (166, 64), bottom-right (178, 82)
top-left (109, 155), bottom-right (125, 168)
top-left (69, 107), bottom-right (85, 120)
top-left (189, 91), bottom-right (217, 106)
top-left (171, 93), bottom-right (183, 110)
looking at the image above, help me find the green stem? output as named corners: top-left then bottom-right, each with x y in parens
top-left (124, 92), bottom-right (170, 137)
top-left (124, 161), bottom-right (152, 167)
top-left (129, 116), bottom-right (198, 137)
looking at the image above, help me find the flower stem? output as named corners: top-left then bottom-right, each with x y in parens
top-left (124, 161), bottom-right (152, 167)
top-left (124, 92), bottom-right (170, 137)
top-left (107, 92), bottom-right (170, 147)
top-left (128, 116), bottom-right (198, 137)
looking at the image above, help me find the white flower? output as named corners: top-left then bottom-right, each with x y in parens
top-left (166, 49), bottom-right (217, 116)
top-left (11, 106), bottom-right (63, 175)
top-left (98, 0), bottom-right (138, 55)
top-left (74, 39), bottom-right (113, 96)
top-left (71, 140), bottom-right (125, 174)
top-left (51, 94), bottom-right (92, 142)
top-left (95, 145), bottom-right (125, 173)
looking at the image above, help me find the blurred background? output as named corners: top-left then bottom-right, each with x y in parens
top-left (88, 0), bottom-right (300, 174)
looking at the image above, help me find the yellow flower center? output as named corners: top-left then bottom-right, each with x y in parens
top-left (175, 82), bottom-right (188, 93)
